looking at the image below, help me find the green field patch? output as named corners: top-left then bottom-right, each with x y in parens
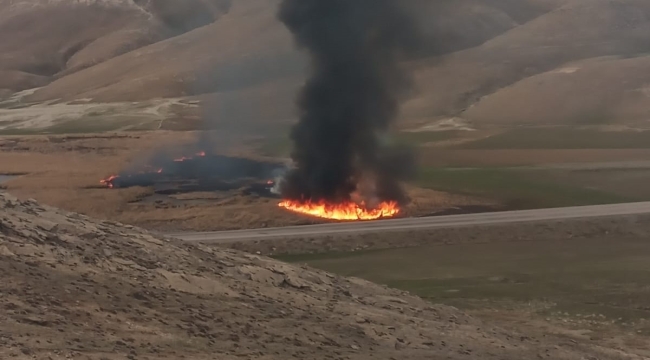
top-left (280, 237), bottom-right (650, 324)
top-left (416, 167), bottom-right (628, 208)
top-left (459, 128), bottom-right (650, 149)
top-left (258, 135), bottom-right (293, 157)
top-left (257, 130), bottom-right (462, 157)
top-left (395, 130), bottom-right (462, 145)
top-left (0, 117), bottom-right (151, 135)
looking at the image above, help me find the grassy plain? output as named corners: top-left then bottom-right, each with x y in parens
top-left (3, 125), bottom-right (650, 230)
top-left (416, 167), bottom-right (631, 209)
top-left (0, 132), bottom-right (485, 231)
top-left (278, 234), bottom-right (650, 343)
top-left (459, 128), bottom-right (650, 150)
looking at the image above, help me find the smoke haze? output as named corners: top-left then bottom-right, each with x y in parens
top-left (278, 0), bottom-right (421, 205)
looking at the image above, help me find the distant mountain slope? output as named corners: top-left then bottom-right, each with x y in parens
top-left (25, 0), bottom-right (296, 103)
top-left (21, 0), bottom-right (556, 102)
top-left (0, 0), bottom-right (231, 92)
top-left (462, 55), bottom-right (650, 126)
top-left (403, 0), bottom-right (650, 126)
top-left (1, 0), bottom-right (648, 128)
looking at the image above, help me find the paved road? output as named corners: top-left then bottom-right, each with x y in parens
top-left (169, 202), bottom-right (650, 244)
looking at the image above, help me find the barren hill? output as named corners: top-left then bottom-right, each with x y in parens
top-left (0, 0), bottom-right (231, 92)
top-left (403, 0), bottom-right (650, 127)
top-left (1, 0), bottom-right (649, 129)
top-left (17, 0), bottom-right (551, 102)
top-left (0, 0), bottom-right (577, 128)
top-left (0, 192), bottom-right (637, 359)
top-left (463, 54), bottom-right (650, 126)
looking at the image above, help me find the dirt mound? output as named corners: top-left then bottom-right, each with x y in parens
top-left (0, 192), bottom-right (628, 359)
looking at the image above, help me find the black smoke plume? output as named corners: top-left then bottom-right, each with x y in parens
top-left (278, 0), bottom-right (420, 205)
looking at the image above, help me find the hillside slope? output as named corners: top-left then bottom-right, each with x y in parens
top-left (25, 0), bottom-right (297, 102)
top-left (1, 0), bottom-right (648, 129)
top-left (403, 0), bottom-right (650, 126)
top-left (0, 0), bottom-right (231, 92)
top-left (0, 192), bottom-right (636, 359)
top-left (463, 55), bottom-right (650, 126)
top-left (21, 0), bottom-right (555, 101)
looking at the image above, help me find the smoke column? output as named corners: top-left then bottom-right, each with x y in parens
top-left (278, 0), bottom-right (420, 205)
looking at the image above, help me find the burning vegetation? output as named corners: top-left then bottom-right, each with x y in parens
top-left (100, 0), bottom-right (422, 222)
top-left (276, 0), bottom-right (421, 220)
top-left (278, 200), bottom-right (400, 221)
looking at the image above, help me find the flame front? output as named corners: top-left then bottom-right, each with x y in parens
top-left (278, 200), bottom-right (400, 221)
top-left (100, 150), bottom-right (205, 188)
top-left (100, 175), bottom-right (120, 189)
top-left (174, 151), bottom-right (207, 162)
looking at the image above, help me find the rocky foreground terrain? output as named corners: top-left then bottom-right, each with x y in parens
top-left (0, 191), bottom-right (641, 359)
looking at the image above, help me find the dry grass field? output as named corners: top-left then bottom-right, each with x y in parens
top-left (4, 126), bottom-right (650, 231)
top-left (0, 132), bottom-right (488, 231)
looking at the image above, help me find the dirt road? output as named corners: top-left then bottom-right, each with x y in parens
top-left (170, 201), bottom-right (650, 243)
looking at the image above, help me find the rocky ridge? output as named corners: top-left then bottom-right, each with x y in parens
top-left (0, 192), bottom-right (638, 359)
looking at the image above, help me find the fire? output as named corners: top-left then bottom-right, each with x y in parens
top-left (100, 175), bottom-right (120, 189)
top-left (100, 150), bottom-right (205, 188)
top-left (174, 151), bottom-right (206, 162)
top-left (278, 200), bottom-right (400, 221)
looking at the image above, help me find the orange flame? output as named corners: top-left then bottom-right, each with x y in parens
top-left (100, 175), bottom-right (120, 189)
top-left (99, 150), bottom-right (204, 188)
top-left (278, 200), bottom-right (400, 221)
top-left (174, 151), bottom-right (206, 162)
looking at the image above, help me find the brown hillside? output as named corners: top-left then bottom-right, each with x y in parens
top-left (463, 55), bottom-right (650, 126)
top-left (10, 0), bottom-right (568, 131)
top-left (0, 192), bottom-right (635, 359)
top-left (403, 0), bottom-right (650, 126)
top-left (25, 0), bottom-right (297, 103)
top-left (2, 0), bottom-right (648, 128)
top-left (0, 0), bottom-right (231, 93)
top-left (23, 0), bottom-right (553, 104)
top-left (410, 0), bottom-right (565, 56)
